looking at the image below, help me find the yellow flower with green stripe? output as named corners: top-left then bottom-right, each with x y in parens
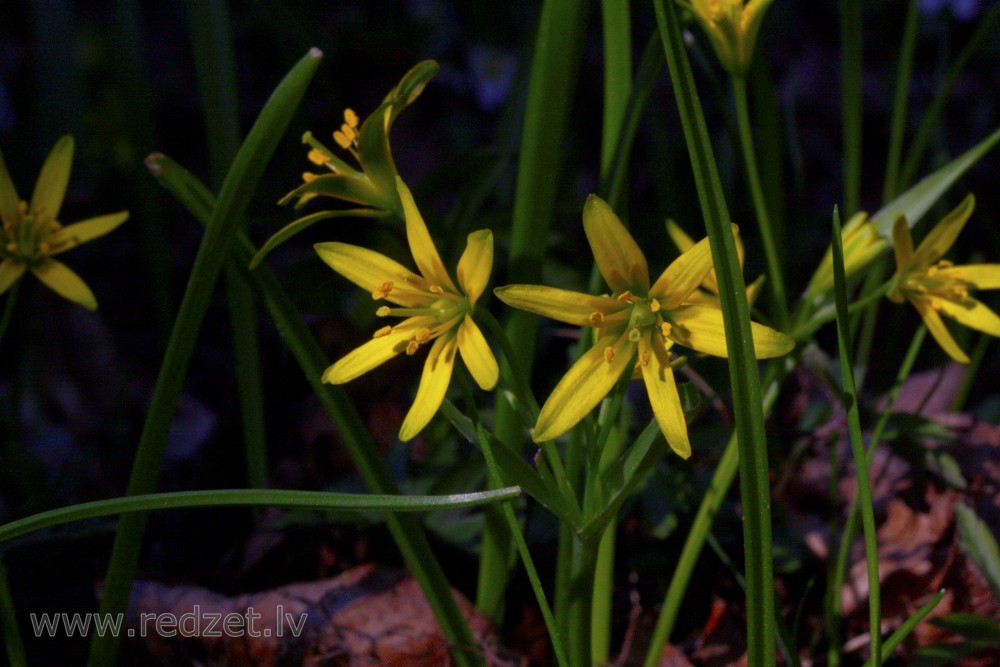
top-left (495, 195), bottom-right (793, 458)
top-left (315, 177), bottom-right (498, 441)
top-left (0, 136), bottom-right (128, 310)
top-left (889, 194), bottom-right (1000, 364)
top-left (680, 0), bottom-right (776, 74)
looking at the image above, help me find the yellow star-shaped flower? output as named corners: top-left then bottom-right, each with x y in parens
top-left (666, 218), bottom-right (763, 307)
top-left (315, 177), bottom-right (499, 441)
top-left (0, 136), bottom-right (128, 310)
top-left (889, 194), bottom-right (1000, 364)
top-left (495, 195), bottom-right (793, 458)
top-left (679, 0), bottom-right (776, 74)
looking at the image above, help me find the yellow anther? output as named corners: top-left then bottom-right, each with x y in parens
top-left (588, 312), bottom-right (605, 326)
top-left (603, 346), bottom-right (615, 363)
top-left (344, 108), bottom-right (359, 128)
top-left (49, 220), bottom-right (61, 231)
top-left (340, 123), bottom-right (357, 142)
top-left (415, 329), bottom-right (431, 344)
top-left (406, 340), bottom-right (420, 355)
top-left (927, 265), bottom-right (939, 277)
top-left (616, 290), bottom-right (634, 303)
top-left (302, 172), bottom-right (317, 183)
top-left (929, 297), bottom-right (942, 310)
top-left (307, 148), bottom-right (327, 165)
top-left (372, 280), bottom-right (394, 300)
top-left (33, 204), bottom-right (45, 216)
top-left (639, 351), bottom-right (650, 367)
top-left (628, 327), bottom-right (641, 343)
top-left (373, 325), bottom-right (392, 338)
top-left (429, 285), bottom-right (444, 294)
top-left (913, 283), bottom-right (928, 294)
top-left (376, 306), bottom-right (391, 317)
top-left (661, 322), bottom-right (673, 337)
top-left (649, 298), bottom-right (661, 312)
top-left (333, 130), bottom-right (352, 150)
top-left (938, 260), bottom-right (954, 268)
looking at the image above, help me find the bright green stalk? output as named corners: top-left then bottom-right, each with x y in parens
top-left (481, 0), bottom-right (589, 618)
top-left (841, 0), bottom-right (863, 216)
top-left (863, 591), bottom-right (945, 667)
top-left (654, 2), bottom-right (775, 664)
top-left (146, 153), bottom-right (482, 666)
top-left (732, 76), bottom-right (789, 328)
top-left (185, 0), bottom-right (269, 491)
top-left (831, 207), bottom-right (882, 667)
top-left (882, 0), bottom-right (920, 204)
top-left (0, 559), bottom-right (26, 667)
top-left (87, 50), bottom-right (322, 667)
top-left (0, 488), bottom-right (520, 545)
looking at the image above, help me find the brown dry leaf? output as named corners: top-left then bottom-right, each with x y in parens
top-left (126, 564), bottom-right (524, 666)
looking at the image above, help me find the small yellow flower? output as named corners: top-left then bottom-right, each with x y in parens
top-left (679, 0), bottom-right (776, 74)
top-left (0, 136), bottom-right (128, 310)
top-left (315, 177), bottom-right (498, 441)
top-left (666, 218), bottom-right (763, 306)
top-left (888, 194), bottom-right (1000, 364)
top-left (495, 195), bottom-right (793, 458)
top-left (805, 211), bottom-right (887, 300)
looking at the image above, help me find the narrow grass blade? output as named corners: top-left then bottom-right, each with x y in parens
top-left (841, 0), bottom-right (863, 215)
top-left (861, 590), bottom-right (945, 667)
top-left (0, 559), bottom-right (26, 667)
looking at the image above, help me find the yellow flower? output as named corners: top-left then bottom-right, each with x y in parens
top-left (495, 196), bottom-right (793, 458)
top-left (0, 136), bottom-right (128, 310)
top-left (805, 211), bottom-right (887, 300)
top-left (679, 0), bottom-right (776, 74)
top-left (315, 177), bottom-right (498, 441)
top-left (666, 218), bottom-right (763, 306)
top-left (888, 194), bottom-right (1000, 364)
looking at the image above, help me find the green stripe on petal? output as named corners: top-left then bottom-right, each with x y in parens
top-left (912, 194), bottom-right (975, 268)
top-left (534, 331), bottom-right (636, 442)
top-left (668, 304), bottom-right (794, 359)
top-left (638, 330), bottom-right (690, 459)
top-left (314, 242), bottom-right (428, 307)
top-left (457, 315), bottom-right (498, 390)
top-left (30, 135), bottom-right (74, 222)
top-left (938, 297), bottom-right (1000, 337)
top-left (31, 259), bottom-right (97, 310)
top-left (456, 229), bottom-right (493, 304)
top-left (582, 194), bottom-right (649, 294)
top-left (0, 148), bottom-right (22, 223)
top-left (321, 326), bottom-right (411, 383)
top-left (494, 284), bottom-right (626, 327)
top-left (48, 212), bottom-right (129, 255)
top-left (0, 258), bottom-right (26, 295)
top-left (396, 177), bottom-right (457, 292)
top-left (910, 296), bottom-right (969, 364)
top-left (399, 331), bottom-right (458, 441)
top-left (651, 233), bottom-right (716, 308)
top-left (939, 264), bottom-right (1000, 290)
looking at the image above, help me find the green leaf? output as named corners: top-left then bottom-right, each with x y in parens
top-left (250, 208), bottom-right (390, 269)
top-left (956, 503), bottom-right (1000, 598)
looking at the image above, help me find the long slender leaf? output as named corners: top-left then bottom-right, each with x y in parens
top-left (956, 503), bottom-right (1000, 598)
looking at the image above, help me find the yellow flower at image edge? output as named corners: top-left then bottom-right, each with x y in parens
top-left (0, 136), bottom-right (128, 310)
top-left (889, 194), bottom-right (1000, 364)
top-left (315, 177), bottom-right (499, 441)
top-left (680, 0), bottom-right (776, 74)
top-left (496, 195), bottom-right (794, 459)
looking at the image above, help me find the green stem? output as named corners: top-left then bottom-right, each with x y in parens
top-left (566, 533), bottom-right (600, 667)
top-left (0, 558), bottom-right (26, 667)
top-left (88, 50), bottom-right (322, 667)
top-left (881, 0), bottom-right (919, 204)
top-left (841, 0), bottom-right (863, 216)
top-left (951, 333), bottom-right (991, 412)
top-left (0, 281), bottom-right (18, 349)
top-left (732, 76), bottom-right (789, 329)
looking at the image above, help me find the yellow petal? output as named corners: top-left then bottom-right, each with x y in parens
top-left (0, 258), bottom-right (26, 295)
top-left (48, 211), bottom-right (129, 255)
top-left (937, 297), bottom-right (1000, 337)
top-left (494, 284), bottom-right (627, 327)
top-left (582, 194), bottom-right (649, 294)
top-left (0, 147), bottom-right (22, 223)
top-left (910, 296), bottom-right (969, 364)
top-left (651, 233), bottom-right (716, 308)
top-left (30, 135), bottom-right (74, 222)
top-left (666, 219), bottom-right (695, 253)
top-left (668, 304), bottom-right (794, 359)
top-left (457, 315), bottom-right (499, 390)
top-left (534, 331), bottom-right (636, 442)
top-left (891, 215), bottom-right (913, 273)
top-left (321, 326), bottom-right (411, 383)
top-left (456, 229), bottom-right (492, 304)
top-left (31, 259), bottom-right (97, 310)
top-left (396, 177), bottom-right (457, 292)
top-left (638, 330), bottom-right (690, 459)
top-left (314, 242), bottom-right (428, 307)
top-left (938, 264), bottom-right (1000, 290)
top-left (399, 332), bottom-right (458, 441)
top-left (912, 194), bottom-right (975, 268)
